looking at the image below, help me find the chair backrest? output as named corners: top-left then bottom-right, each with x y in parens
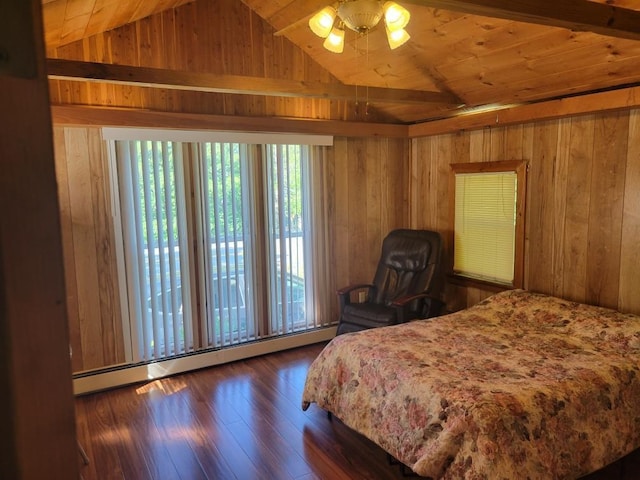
top-left (371, 229), bottom-right (443, 306)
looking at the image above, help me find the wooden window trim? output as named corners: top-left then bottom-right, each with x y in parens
top-left (449, 159), bottom-right (528, 289)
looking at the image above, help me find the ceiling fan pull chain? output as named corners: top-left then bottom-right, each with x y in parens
top-left (366, 31), bottom-right (370, 117)
top-left (355, 30), bottom-right (360, 116)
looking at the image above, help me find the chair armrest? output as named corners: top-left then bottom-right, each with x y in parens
top-left (336, 283), bottom-right (375, 313)
top-left (390, 292), bottom-right (440, 307)
top-left (391, 292), bottom-right (445, 323)
top-left (336, 283), bottom-right (374, 296)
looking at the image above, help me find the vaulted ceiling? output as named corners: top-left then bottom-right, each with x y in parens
top-left (42, 0), bottom-right (640, 124)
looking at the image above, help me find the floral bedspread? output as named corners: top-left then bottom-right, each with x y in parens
top-left (302, 290), bottom-right (640, 479)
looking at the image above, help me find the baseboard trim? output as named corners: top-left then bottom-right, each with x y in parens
top-left (73, 327), bottom-right (336, 395)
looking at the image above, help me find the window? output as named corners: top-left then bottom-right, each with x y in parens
top-left (450, 160), bottom-right (527, 288)
top-left (114, 140), bottom-right (193, 361)
top-left (108, 130), bottom-right (332, 364)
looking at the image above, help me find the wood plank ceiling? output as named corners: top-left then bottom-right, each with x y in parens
top-left (42, 0), bottom-right (640, 124)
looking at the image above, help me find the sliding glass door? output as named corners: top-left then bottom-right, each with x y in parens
top-left (113, 138), bottom-right (317, 363)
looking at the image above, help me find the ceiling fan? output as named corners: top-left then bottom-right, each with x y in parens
top-left (308, 0), bottom-right (411, 53)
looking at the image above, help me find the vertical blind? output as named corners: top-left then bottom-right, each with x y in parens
top-left (198, 142), bottom-right (255, 347)
top-left (264, 144), bottom-right (313, 335)
top-left (454, 171), bottom-right (517, 285)
top-left (116, 140), bottom-right (193, 361)
top-left (113, 138), bottom-right (328, 364)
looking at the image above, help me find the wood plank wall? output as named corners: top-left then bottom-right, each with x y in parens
top-left (53, 109), bottom-right (640, 372)
top-left (410, 110), bottom-right (640, 315)
top-left (53, 126), bottom-right (125, 372)
top-left (333, 137), bottom-right (410, 291)
top-left (53, 127), bottom-right (408, 373)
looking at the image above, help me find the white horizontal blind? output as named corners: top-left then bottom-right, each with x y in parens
top-left (454, 171), bottom-right (517, 285)
top-left (115, 140), bottom-right (193, 361)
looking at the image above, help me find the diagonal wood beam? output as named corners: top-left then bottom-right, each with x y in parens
top-left (46, 58), bottom-right (460, 105)
top-left (403, 0), bottom-right (640, 41)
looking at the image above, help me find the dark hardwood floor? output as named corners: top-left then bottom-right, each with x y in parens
top-left (76, 343), bottom-right (409, 480)
top-left (76, 343), bottom-right (640, 480)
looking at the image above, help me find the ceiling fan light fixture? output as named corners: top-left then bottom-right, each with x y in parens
top-left (385, 25), bottom-right (410, 49)
top-left (338, 0), bottom-right (384, 33)
top-left (323, 26), bottom-right (345, 53)
top-left (383, 1), bottom-right (410, 32)
top-left (309, 6), bottom-right (337, 38)
top-left (309, 0), bottom-right (411, 52)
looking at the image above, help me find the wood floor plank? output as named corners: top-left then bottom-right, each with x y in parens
top-left (143, 392), bottom-right (209, 480)
top-left (112, 388), bottom-right (182, 479)
top-left (76, 343), bottom-right (637, 479)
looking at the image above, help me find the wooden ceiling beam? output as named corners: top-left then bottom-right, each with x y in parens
top-left (52, 85), bottom-right (640, 138)
top-left (403, 0), bottom-right (640, 41)
top-left (408, 84), bottom-right (640, 137)
top-left (50, 104), bottom-right (410, 138)
top-left (46, 58), bottom-right (460, 105)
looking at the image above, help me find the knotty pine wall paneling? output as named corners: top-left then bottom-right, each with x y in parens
top-left (53, 127), bottom-right (82, 370)
top-left (620, 112), bottom-right (640, 314)
top-left (333, 137), bottom-right (409, 294)
top-left (53, 126), bottom-right (125, 372)
top-left (410, 110), bottom-right (640, 315)
top-left (525, 121), bottom-right (559, 296)
top-left (561, 116), bottom-right (594, 304)
top-left (53, 108), bottom-right (640, 370)
top-left (588, 113), bottom-right (628, 308)
top-left (53, 129), bottom-right (409, 373)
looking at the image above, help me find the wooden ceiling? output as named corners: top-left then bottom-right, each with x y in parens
top-left (42, 0), bottom-right (640, 124)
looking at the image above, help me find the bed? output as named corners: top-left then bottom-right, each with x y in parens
top-left (301, 289), bottom-right (640, 479)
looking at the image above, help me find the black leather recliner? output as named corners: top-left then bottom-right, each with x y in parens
top-left (336, 229), bottom-right (444, 335)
